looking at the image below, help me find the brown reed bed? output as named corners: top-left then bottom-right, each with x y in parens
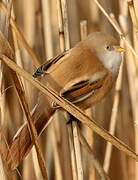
top-left (0, 0), bottom-right (138, 180)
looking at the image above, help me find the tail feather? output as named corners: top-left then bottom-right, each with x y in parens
top-left (6, 95), bottom-right (55, 170)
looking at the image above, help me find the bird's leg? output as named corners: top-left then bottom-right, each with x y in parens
top-left (66, 114), bottom-right (79, 124)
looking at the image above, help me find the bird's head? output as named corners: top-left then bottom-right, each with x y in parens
top-left (85, 32), bottom-right (125, 74)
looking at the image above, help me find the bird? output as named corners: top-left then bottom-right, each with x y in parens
top-left (33, 32), bottom-right (124, 109)
top-left (5, 32), bottom-right (125, 169)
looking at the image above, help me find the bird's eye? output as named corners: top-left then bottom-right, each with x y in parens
top-left (105, 45), bottom-right (113, 51)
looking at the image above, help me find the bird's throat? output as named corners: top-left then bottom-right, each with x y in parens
top-left (98, 51), bottom-right (122, 75)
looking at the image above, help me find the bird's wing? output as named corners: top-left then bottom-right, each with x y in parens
top-left (33, 51), bottom-right (68, 78)
top-left (59, 70), bottom-right (108, 104)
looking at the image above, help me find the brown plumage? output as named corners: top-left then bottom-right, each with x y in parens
top-left (2, 32), bottom-right (124, 169)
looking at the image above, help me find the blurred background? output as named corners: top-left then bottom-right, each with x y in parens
top-left (0, 0), bottom-right (138, 179)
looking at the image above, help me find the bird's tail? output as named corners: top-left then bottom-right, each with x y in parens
top-left (1, 94), bottom-right (55, 170)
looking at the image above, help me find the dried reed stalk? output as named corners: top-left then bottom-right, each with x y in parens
top-left (56, 0), bottom-right (77, 179)
top-left (42, 0), bottom-right (53, 59)
top-left (2, 35), bottom-right (48, 179)
top-left (1, 2), bottom-right (138, 179)
top-left (59, 0), bottom-right (83, 179)
top-left (72, 121), bottom-right (84, 180)
top-left (0, 132), bottom-right (23, 179)
top-left (126, 48), bottom-right (138, 180)
top-left (103, 15), bottom-right (124, 173)
top-left (95, 1), bottom-right (138, 179)
top-left (0, 157), bottom-right (7, 180)
top-left (0, 3), bottom-right (48, 178)
top-left (1, 54), bottom-right (138, 161)
top-left (67, 125), bottom-right (78, 180)
top-left (4, 0), bottom-right (12, 38)
top-left (119, 1), bottom-right (137, 179)
top-left (11, 48), bottom-right (48, 179)
top-left (0, 2), bottom-right (17, 179)
top-left (122, 3), bottom-right (138, 179)
top-left (103, 47), bottom-right (124, 173)
top-left (94, 0), bottom-right (138, 60)
top-left (80, 20), bottom-right (109, 180)
top-left (51, 123), bottom-right (63, 180)
top-left (56, 0), bottom-right (65, 52)
top-left (0, 2), bottom-right (40, 67)
top-left (128, 0), bottom-right (138, 38)
top-left (78, 129), bottom-right (109, 180)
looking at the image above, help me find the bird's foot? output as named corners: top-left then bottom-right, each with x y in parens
top-left (66, 114), bottom-right (78, 124)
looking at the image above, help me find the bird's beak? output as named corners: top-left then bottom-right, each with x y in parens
top-left (114, 46), bottom-right (125, 53)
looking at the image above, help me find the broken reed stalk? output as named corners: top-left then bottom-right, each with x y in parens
top-left (1, 54), bottom-right (138, 161)
top-left (59, 0), bottom-right (83, 179)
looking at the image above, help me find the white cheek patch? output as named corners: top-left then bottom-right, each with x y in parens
top-left (98, 51), bottom-right (122, 75)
